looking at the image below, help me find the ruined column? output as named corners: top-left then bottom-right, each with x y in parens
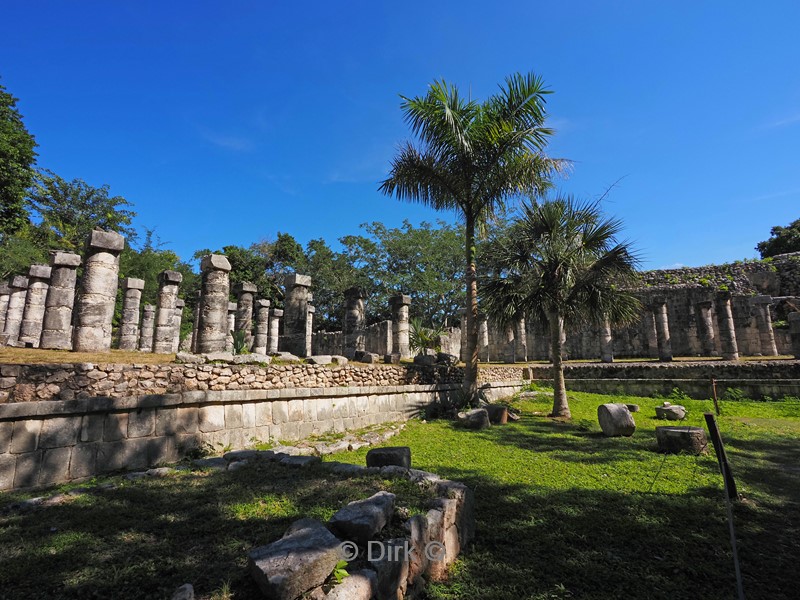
top-left (600, 320), bottom-right (614, 363)
top-left (343, 286), bottom-right (366, 359)
top-left (171, 298), bottom-right (185, 353)
top-left (515, 316), bottom-right (528, 362)
top-left (190, 290), bottom-right (201, 353)
top-left (18, 264), bottom-right (51, 347)
top-left (234, 282), bottom-right (257, 350)
top-left (226, 302), bottom-right (237, 352)
top-left (643, 308), bottom-right (659, 359)
top-left (2, 276), bottom-right (28, 345)
top-left (695, 300), bottom-right (717, 357)
top-left (253, 299), bottom-right (270, 355)
top-left (268, 308), bottom-right (282, 354)
top-left (73, 230), bottom-right (125, 352)
top-left (117, 277), bottom-right (145, 351)
top-left (715, 292), bottom-right (739, 361)
top-left (652, 298), bottom-right (673, 362)
top-left (283, 274), bottom-right (311, 356)
top-left (0, 283), bottom-right (11, 335)
top-left (138, 304), bottom-right (155, 351)
top-left (789, 312), bottom-right (800, 359)
top-left (306, 304), bottom-right (315, 357)
top-left (391, 294), bottom-right (412, 359)
top-left (751, 296), bottom-right (778, 357)
top-left (478, 313), bottom-right (489, 362)
top-left (152, 270), bottom-right (182, 354)
top-left (195, 254), bottom-right (231, 354)
top-left (39, 252), bottom-right (81, 350)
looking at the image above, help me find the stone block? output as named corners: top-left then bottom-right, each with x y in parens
top-left (234, 281), bottom-right (257, 294)
top-left (51, 251), bottom-right (82, 267)
top-left (302, 399), bottom-right (317, 422)
top-left (128, 409), bottom-right (156, 438)
top-left (328, 491), bottom-right (395, 545)
top-left (39, 446), bottom-right (72, 485)
top-left (97, 438), bottom-right (149, 472)
top-left (198, 405), bottom-right (225, 432)
top-left (11, 419), bottom-right (41, 453)
top-left (88, 229), bottom-right (125, 251)
top-left (0, 454), bottom-right (15, 490)
top-left (307, 355), bottom-right (332, 365)
top-left (255, 402), bottom-right (273, 426)
top-left (200, 254), bottom-right (232, 272)
top-left (655, 403), bottom-right (687, 420)
top-left (287, 399), bottom-right (304, 422)
top-left (148, 436), bottom-right (179, 465)
top-left (14, 451), bottom-right (42, 488)
top-left (28, 264), bottom-right (52, 279)
top-left (225, 403), bottom-right (244, 429)
top-left (10, 275), bottom-right (28, 289)
top-left (70, 443), bottom-right (97, 479)
top-left (325, 569), bottom-right (378, 600)
top-left (242, 403), bottom-right (256, 428)
top-left (0, 421), bottom-right (12, 453)
top-left (366, 446), bottom-right (411, 469)
top-left (121, 277), bottom-right (145, 290)
top-left (80, 414), bottom-right (105, 442)
top-left (368, 538), bottom-right (409, 600)
top-left (104, 413), bottom-right (128, 441)
top-left (39, 416), bottom-right (82, 448)
top-left (284, 273), bottom-right (311, 288)
top-left (160, 270), bottom-right (183, 284)
top-left (597, 403), bottom-right (636, 437)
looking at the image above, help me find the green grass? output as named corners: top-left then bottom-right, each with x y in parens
top-left (335, 391), bottom-right (800, 599)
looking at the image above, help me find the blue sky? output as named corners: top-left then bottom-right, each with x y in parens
top-left (2, 1), bottom-right (798, 270)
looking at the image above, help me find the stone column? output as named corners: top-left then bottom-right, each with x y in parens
top-left (478, 313), bottom-right (489, 362)
top-left (306, 304), bottom-right (315, 357)
top-left (652, 298), bottom-right (673, 362)
top-left (343, 286), bottom-right (366, 359)
top-left (196, 254), bottom-right (231, 354)
top-left (18, 264), bottom-right (52, 347)
top-left (695, 300), bottom-right (717, 357)
top-left (600, 320), bottom-right (614, 363)
top-left (73, 230), bottom-right (125, 352)
top-left (715, 292), bottom-right (739, 361)
top-left (190, 290), bottom-right (201, 353)
top-left (40, 252), bottom-right (81, 350)
top-left (391, 294), bottom-right (412, 359)
top-left (283, 274), bottom-right (311, 357)
top-left (234, 282), bottom-right (257, 350)
top-left (139, 304), bottom-right (155, 351)
top-left (225, 302), bottom-right (237, 351)
top-left (171, 298), bottom-right (185, 353)
top-left (789, 312), bottom-right (800, 359)
top-left (751, 296), bottom-right (778, 357)
top-left (0, 283), bottom-right (11, 335)
top-left (152, 270), bottom-right (182, 354)
top-left (515, 316), bottom-right (528, 362)
top-left (268, 308), bottom-right (283, 354)
top-left (2, 276), bottom-right (28, 345)
top-left (253, 299), bottom-right (270, 354)
top-left (117, 277), bottom-right (145, 351)
top-left (643, 308), bottom-right (659, 359)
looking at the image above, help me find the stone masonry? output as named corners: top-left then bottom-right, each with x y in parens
top-left (196, 255), bottom-right (231, 353)
top-left (40, 252), bottom-right (82, 350)
top-left (18, 264), bottom-right (51, 347)
top-left (118, 278), bottom-right (145, 351)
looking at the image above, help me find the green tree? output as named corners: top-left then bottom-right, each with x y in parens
top-left (481, 197), bottom-right (641, 418)
top-left (380, 73), bottom-right (565, 398)
top-left (27, 169), bottom-right (136, 251)
top-left (0, 82), bottom-right (37, 238)
top-left (756, 217), bottom-right (800, 258)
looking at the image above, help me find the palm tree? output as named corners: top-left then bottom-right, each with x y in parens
top-left (481, 197), bottom-right (641, 418)
top-left (379, 73), bottom-right (565, 399)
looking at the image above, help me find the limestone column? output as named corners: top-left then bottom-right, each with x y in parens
top-left (234, 282), bottom-right (257, 349)
top-left (18, 264), bottom-right (51, 347)
top-left (253, 299), bottom-right (270, 354)
top-left (390, 294), bottom-right (411, 359)
top-left (343, 286), bottom-right (366, 359)
top-left (40, 252), bottom-right (81, 350)
top-left (73, 230), bottom-right (125, 352)
top-left (195, 254), bottom-right (231, 353)
top-left (643, 308), bottom-right (659, 359)
top-left (190, 290), bottom-right (201, 353)
top-left (515, 316), bottom-right (528, 362)
top-left (306, 304), bottom-right (315, 357)
top-left (751, 296), bottom-right (778, 357)
top-left (695, 300), bottom-right (717, 357)
top-left (152, 270), bottom-right (182, 353)
top-left (478, 313), bottom-right (489, 362)
top-left (226, 302), bottom-right (237, 351)
top-left (600, 320), bottom-right (614, 363)
top-left (138, 304), bottom-right (155, 351)
top-left (789, 312), bottom-right (800, 359)
top-left (268, 308), bottom-right (283, 354)
top-left (172, 298), bottom-right (185, 353)
top-left (652, 298), bottom-right (673, 362)
top-left (283, 274), bottom-right (311, 356)
top-left (2, 276), bottom-right (28, 345)
top-left (117, 277), bottom-right (145, 351)
top-left (0, 283), bottom-right (11, 334)
top-left (715, 292), bottom-right (739, 361)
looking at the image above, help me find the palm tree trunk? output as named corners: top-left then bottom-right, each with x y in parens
top-left (549, 310), bottom-right (570, 418)
top-left (463, 212), bottom-right (479, 401)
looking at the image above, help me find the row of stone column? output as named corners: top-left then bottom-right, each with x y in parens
top-left (341, 287), bottom-right (412, 359)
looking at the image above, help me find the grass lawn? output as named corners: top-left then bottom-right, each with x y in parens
top-left (1, 390), bottom-right (798, 599)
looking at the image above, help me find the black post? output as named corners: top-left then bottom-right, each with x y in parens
top-left (711, 378), bottom-right (721, 416)
top-left (704, 412), bottom-right (738, 500)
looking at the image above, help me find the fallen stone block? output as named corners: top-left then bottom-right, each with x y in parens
top-left (308, 355), bottom-right (333, 365)
top-left (656, 425), bottom-right (708, 455)
top-left (655, 403), bottom-right (687, 420)
top-left (457, 408), bottom-right (490, 430)
top-left (280, 455), bottom-right (321, 468)
top-left (329, 490), bottom-right (396, 544)
top-left (175, 352), bottom-right (204, 364)
top-left (366, 446), bottom-right (411, 469)
top-left (597, 403), bottom-right (636, 437)
top-left (171, 583), bottom-right (195, 600)
top-left (324, 568), bottom-right (378, 600)
top-left (203, 351), bottom-right (235, 362)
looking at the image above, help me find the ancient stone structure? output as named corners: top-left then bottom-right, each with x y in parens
top-left (283, 274), bottom-right (312, 357)
top-left (695, 300), bottom-right (717, 356)
top-left (652, 298), bottom-right (673, 362)
top-left (305, 304), bottom-right (315, 358)
top-left (751, 295), bottom-right (778, 356)
top-left (391, 294), bottom-right (412, 360)
top-left (195, 254), bottom-right (232, 354)
top-left (343, 286), bottom-right (366, 359)
top-left (600, 321), bottom-right (614, 363)
top-left (790, 313), bottom-right (800, 359)
top-left (226, 302), bottom-right (237, 352)
top-left (138, 304), bottom-right (156, 352)
top-left (153, 270), bottom-right (183, 354)
top-left (2, 276), bottom-right (28, 345)
top-left (73, 230), bottom-right (125, 352)
top-left (234, 282), bottom-right (257, 350)
top-left (715, 292), bottom-right (739, 361)
top-left (253, 299), bottom-right (270, 354)
top-left (478, 313), bottom-right (489, 362)
top-left (0, 283), bottom-right (10, 333)
top-left (39, 252), bottom-right (81, 350)
top-left (18, 264), bottom-right (51, 347)
top-left (117, 278), bottom-right (145, 351)
top-left (172, 298), bottom-right (185, 353)
top-left (190, 290), bottom-right (201, 353)
top-left (515, 316), bottom-right (528, 362)
top-left (656, 426), bottom-right (707, 455)
top-left (597, 403), bottom-right (636, 436)
top-left (269, 309), bottom-right (283, 354)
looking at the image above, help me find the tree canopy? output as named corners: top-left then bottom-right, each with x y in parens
top-left (0, 82), bottom-right (37, 238)
top-left (756, 217), bottom-right (800, 258)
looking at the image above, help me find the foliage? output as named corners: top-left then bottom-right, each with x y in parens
top-left (0, 222), bottom-right (48, 279)
top-left (0, 81), bottom-right (37, 238)
top-left (481, 197), bottom-right (641, 418)
top-left (231, 329), bottom-right (249, 355)
top-left (380, 72), bottom-right (567, 399)
top-left (666, 387), bottom-right (691, 402)
top-left (329, 560), bottom-right (350, 585)
top-left (756, 217), bottom-right (800, 258)
top-left (408, 317), bottom-right (445, 355)
top-left (27, 169), bottom-right (137, 251)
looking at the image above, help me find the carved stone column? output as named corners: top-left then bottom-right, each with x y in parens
top-left (343, 286), bottom-right (366, 359)
top-left (268, 308), bottom-right (282, 354)
top-left (391, 294), bottom-right (412, 359)
top-left (139, 304), bottom-right (155, 352)
top-left (751, 295), bottom-right (778, 357)
top-left (695, 300), bottom-right (717, 357)
top-left (195, 254), bottom-right (231, 354)
top-left (253, 299), bottom-right (270, 354)
top-left (283, 274), bottom-right (311, 357)
top-left (715, 292), bottom-right (739, 361)
top-left (18, 264), bottom-right (51, 347)
top-left (117, 277), bottom-right (145, 351)
top-left (234, 282), bottom-right (257, 350)
top-left (652, 298), bottom-right (673, 362)
top-left (153, 270), bottom-right (182, 354)
top-left (2, 276), bottom-right (28, 346)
